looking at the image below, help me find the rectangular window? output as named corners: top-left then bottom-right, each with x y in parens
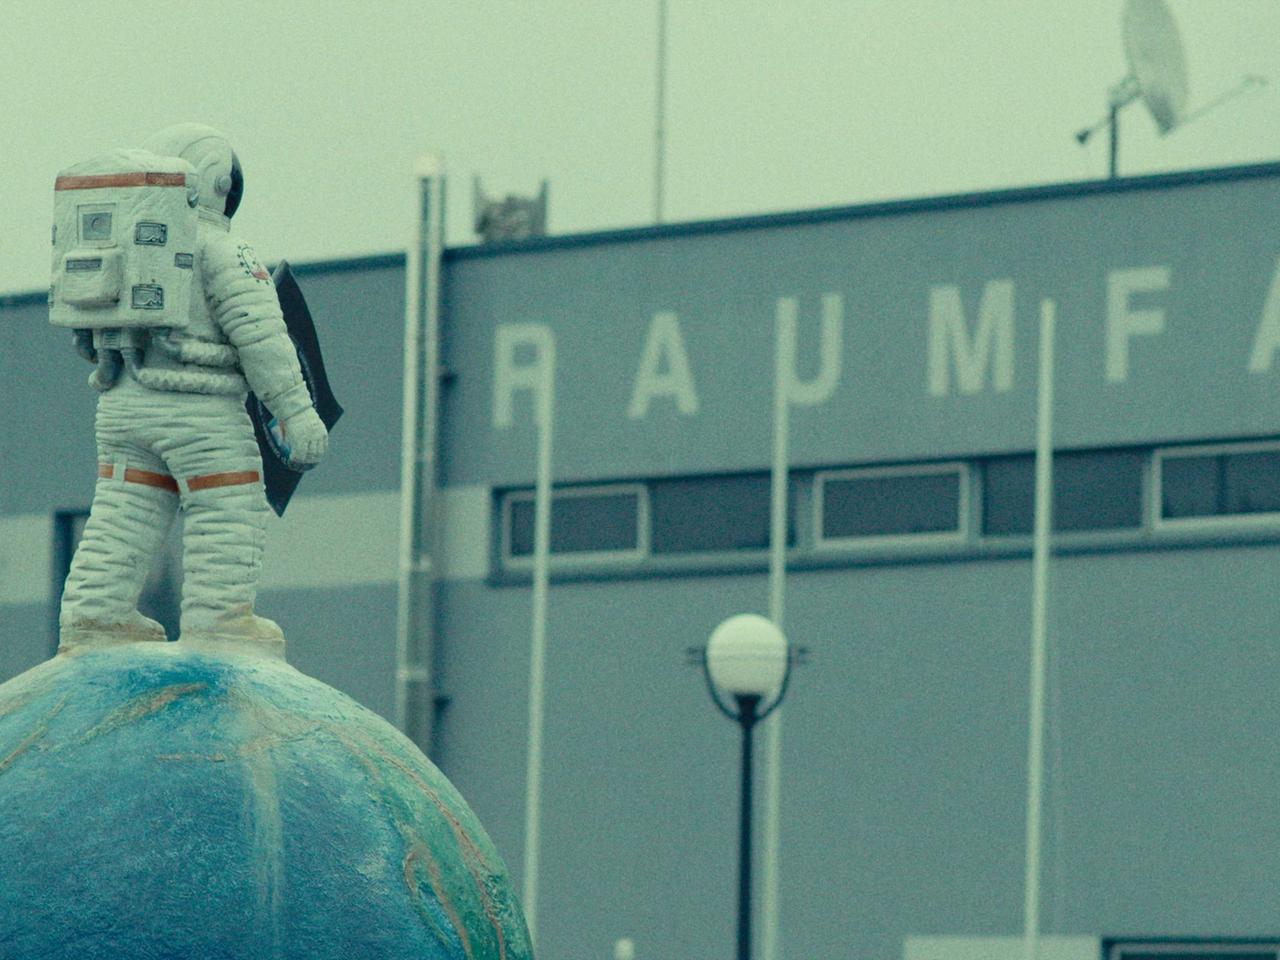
top-left (983, 449), bottom-right (1145, 536)
top-left (650, 473), bottom-right (792, 554)
top-left (1106, 941), bottom-right (1280, 960)
top-left (815, 463), bottom-right (966, 546)
top-left (503, 484), bottom-right (646, 562)
top-left (1156, 441), bottom-right (1280, 525)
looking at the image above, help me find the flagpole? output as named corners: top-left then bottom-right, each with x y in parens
top-left (1024, 298), bottom-right (1056, 960)
top-left (654, 0), bottom-right (668, 223)
top-left (523, 361), bottom-right (555, 947)
top-left (761, 298), bottom-right (793, 960)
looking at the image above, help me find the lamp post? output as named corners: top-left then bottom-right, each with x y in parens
top-left (699, 614), bottom-right (793, 960)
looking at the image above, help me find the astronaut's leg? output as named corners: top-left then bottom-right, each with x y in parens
top-left (156, 395), bottom-right (282, 654)
top-left (176, 475), bottom-right (283, 653)
top-left (59, 452), bottom-right (177, 651)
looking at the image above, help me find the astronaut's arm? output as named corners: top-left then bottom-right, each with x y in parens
top-left (204, 235), bottom-right (302, 413)
top-left (204, 235), bottom-right (328, 463)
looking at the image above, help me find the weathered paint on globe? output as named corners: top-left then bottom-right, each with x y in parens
top-left (0, 641), bottom-right (532, 960)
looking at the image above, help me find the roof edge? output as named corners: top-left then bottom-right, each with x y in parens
top-left (445, 160), bottom-right (1280, 260)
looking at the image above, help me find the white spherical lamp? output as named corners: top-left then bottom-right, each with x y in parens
top-left (706, 613), bottom-right (789, 702)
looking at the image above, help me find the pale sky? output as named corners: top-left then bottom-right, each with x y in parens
top-left (3, 0), bottom-right (1277, 295)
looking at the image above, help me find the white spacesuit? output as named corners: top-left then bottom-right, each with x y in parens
top-left (58, 123), bottom-right (328, 655)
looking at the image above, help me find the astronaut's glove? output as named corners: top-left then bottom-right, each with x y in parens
top-left (280, 407), bottom-right (329, 467)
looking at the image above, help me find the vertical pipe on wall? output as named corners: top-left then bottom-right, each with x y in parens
top-left (761, 298), bottom-right (793, 960)
top-left (396, 154), bottom-right (444, 752)
top-left (523, 356), bottom-right (556, 948)
top-left (1023, 298), bottom-right (1056, 960)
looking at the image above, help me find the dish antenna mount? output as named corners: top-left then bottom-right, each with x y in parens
top-left (1076, 0), bottom-right (1189, 177)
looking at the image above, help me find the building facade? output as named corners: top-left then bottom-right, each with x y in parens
top-left (4, 163), bottom-right (1280, 960)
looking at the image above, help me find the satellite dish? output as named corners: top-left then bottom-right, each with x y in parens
top-left (1121, 0), bottom-right (1189, 134)
top-left (1075, 0), bottom-right (1191, 175)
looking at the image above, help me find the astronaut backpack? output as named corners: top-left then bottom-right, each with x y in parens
top-left (50, 148), bottom-right (198, 388)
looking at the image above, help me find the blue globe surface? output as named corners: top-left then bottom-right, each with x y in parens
top-left (0, 641), bottom-right (531, 960)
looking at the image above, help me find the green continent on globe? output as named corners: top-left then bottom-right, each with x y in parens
top-left (0, 641), bottom-right (532, 960)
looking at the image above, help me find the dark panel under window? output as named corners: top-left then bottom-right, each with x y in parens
top-left (509, 489), bottom-right (640, 557)
top-left (983, 449), bottom-right (1144, 535)
top-left (1161, 447), bottom-right (1280, 520)
top-left (650, 473), bottom-right (791, 554)
top-left (821, 469), bottom-right (961, 540)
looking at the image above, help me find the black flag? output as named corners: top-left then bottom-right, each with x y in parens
top-left (246, 260), bottom-right (344, 517)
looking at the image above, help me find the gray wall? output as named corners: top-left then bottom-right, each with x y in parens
top-left (441, 165), bottom-right (1280, 485)
top-left (2, 297), bottom-right (100, 515)
top-left (437, 543), bottom-right (1280, 959)
top-left (287, 258), bottom-right (406, 496)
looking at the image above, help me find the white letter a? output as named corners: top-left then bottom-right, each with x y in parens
top-left (628, 311), bottom-right (699, 419)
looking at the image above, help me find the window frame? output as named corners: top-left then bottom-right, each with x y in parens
top-left (500, 482), bottom-right (650, 569)
top-left (1152, 439), bottom-right (1280, 532)
top-left (812, 461), bottom-right (970, 551)
top-left (1106, 941), bottom-right (1280, 960)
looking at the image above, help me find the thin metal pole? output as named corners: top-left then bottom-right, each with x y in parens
top-left (1108, 103), bottom-right (1118, 179)
top-left (1023, 298), bottom-right (1056, 960)
top-left (654, 0), bottom-right (668, 223)
top-left (737, 696), bottom-right (760, 960)
top-left (1048, 578), bottom-right (1067, 934)
top-left (760, 299), bottom-right (791, 960)
top-left (768, 306), bottom-right (790, 664)
top-left (522, 360), bottom-right (555, 948)
top-left (396, 154), bottom-right (443, 750)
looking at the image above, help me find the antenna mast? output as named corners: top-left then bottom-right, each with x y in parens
top-left (654, 0), bottom-right (668, 223)
top-left (1075, 0), bottom-right (1188, 177)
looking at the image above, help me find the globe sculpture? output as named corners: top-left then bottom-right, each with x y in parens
top-left (0, 640), bottom-right (532, 960)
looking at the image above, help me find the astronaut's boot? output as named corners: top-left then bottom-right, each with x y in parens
top-left (177, 478), bottom-right (285, 658)
top-left (59, 611), bottom-right (168, 653)
top-left (58, 469), bottom-right (176, 653)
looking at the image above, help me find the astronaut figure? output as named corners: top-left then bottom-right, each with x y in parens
top-left (57, 123), bottom-right (328, 655)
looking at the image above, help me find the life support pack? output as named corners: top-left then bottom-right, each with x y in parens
top-left (49, 149), bottom-right (197, 332)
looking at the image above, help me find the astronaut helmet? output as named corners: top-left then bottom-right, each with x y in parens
top-left (141, 123), bottom-right (244, 219)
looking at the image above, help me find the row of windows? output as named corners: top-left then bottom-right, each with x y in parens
top-left (505, 476), bottom-right (793, 559)
top-left (497, 440), bottom-right (1280, 569)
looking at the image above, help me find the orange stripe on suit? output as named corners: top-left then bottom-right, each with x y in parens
top-left (55, 172), bottom-right (187, 191)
